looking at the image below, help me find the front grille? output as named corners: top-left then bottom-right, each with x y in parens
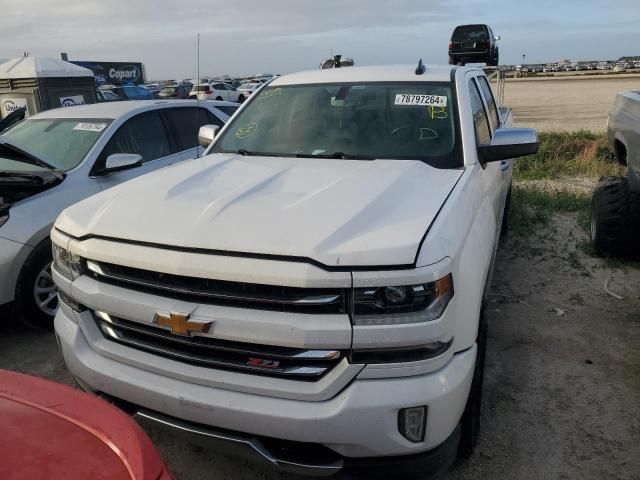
top-left (93, 311), bottom-right (343, 381)
top-left (85, 260), bottom-right (346, 314)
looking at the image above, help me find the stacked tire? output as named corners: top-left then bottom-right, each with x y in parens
top-left (590, 176), bottom-right (640, 257)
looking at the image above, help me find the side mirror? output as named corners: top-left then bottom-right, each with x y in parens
top-left (198, 124), bottom-right (220, 148)
top-left (103, 153), bottom-right (143, 174)
top-left (478, 128), bottom-right (538, 163)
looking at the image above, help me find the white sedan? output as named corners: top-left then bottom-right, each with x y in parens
top-left (0, 99), bottom-right (238, 328)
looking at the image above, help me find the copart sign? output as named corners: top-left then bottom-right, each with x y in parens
top-left (109, 65), bottom-right (141, 83)
top-left (0, 97), bottom-right (29, 118)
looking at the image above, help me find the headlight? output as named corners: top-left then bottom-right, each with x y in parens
top-left (353, 274), bottom-right (453, 325)
top-left (52, 243), bottom-right (82, 280)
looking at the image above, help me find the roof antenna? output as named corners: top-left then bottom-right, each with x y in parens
top-left (415, 59), bottom-right (426, 75)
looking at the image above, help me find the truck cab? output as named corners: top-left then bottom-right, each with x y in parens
top-left (52, 64), bottom-right (537, 479)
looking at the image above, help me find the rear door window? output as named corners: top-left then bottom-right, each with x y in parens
top-left (98, 111), bottom-right (171, 167)
top-left (476, 76), bottom-right (500, 130)
top-left (164, 107), bottom-right (224, 151)
top-left (468, 79), bottom-right (491, 146)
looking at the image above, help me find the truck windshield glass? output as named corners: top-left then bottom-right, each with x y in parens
top-left (1, 118), bottom-right (111, 172)
top-left (212, 82), bottom-right (460, 168)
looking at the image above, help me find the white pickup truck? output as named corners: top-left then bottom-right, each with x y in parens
top-left (52, 64), bottom-right (537, 479)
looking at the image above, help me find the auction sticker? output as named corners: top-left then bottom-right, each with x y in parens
top-left (394, 94), bottom-right (447, 107)
top-left (73, 122), bottom-right (107, 132)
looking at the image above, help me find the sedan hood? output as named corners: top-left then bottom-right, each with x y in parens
top-left (57, 154), bottom-right (462, 267)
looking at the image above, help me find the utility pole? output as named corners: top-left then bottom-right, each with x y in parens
top-left (522, 54), bottom-right (526, 66)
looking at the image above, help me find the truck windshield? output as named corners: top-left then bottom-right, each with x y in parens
top-left (1, 118), bottom-right (111, 172)
top-left (212, 82), bottom-right (461, 168)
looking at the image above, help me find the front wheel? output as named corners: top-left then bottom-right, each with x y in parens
top-left (215, 96), bottom-right (223, 101)
top-left (15, 240), bottom-right (58, 329)
top-left (458, 310), bottom-right (487, 458)
top-left (238, 95), bottom-right (245, 103)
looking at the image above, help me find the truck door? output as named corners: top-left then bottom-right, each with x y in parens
top-left (468, 76), bottom-right (503, 241)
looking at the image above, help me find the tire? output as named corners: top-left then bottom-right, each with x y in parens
top-left (15, 240), bottom-right (57, 330)
top-left (448, 55), bottom-right (457, 65)
top-left (238, 95), bottom-right (245, 103)
top-left (613, 140), bottom-right (627, 166)
top-left (215, 96), bottom-right (223, 101)
top-left (500, 185), bottom-right (512, 238)
top-left (458, 309), bottom-right (487, 459)
top-left (591, 176), bottom-right (640, 257)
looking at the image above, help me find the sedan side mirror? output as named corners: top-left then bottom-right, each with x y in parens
top-left (198, 124), bottom-right (220, 148)
top-left (103, 153), bottom-right (143, 174)
top-left (478, 128), bottom-right (538, 163)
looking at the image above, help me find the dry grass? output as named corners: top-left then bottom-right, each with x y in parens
top-left (513, 130), bottom-right (625, 180)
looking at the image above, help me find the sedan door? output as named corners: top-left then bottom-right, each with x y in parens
top-left (93, 110), bottom-right (185, 190)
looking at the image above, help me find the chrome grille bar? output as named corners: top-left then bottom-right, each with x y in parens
top-left (93, 312), bottom-right (342, 380)
top-left (85, 260), bottom-right (345, 313)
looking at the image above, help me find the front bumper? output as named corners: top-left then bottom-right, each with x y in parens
top-left (0, 236), bottom-right (32, 306)
top-left (55, 305), bottom-right (475, 461)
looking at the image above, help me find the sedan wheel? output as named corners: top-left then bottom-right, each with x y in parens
top-left (33, 262), bottom-right (58, 317)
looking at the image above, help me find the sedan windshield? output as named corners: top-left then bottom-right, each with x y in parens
top-left (212, 82), bottom-right (460, 168)
top-left (1, 118), bottom-right (111, 172)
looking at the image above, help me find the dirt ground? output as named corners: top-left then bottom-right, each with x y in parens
top-left (1, 207), bottom-right (639, 479)
top-left (505, 74), bottom-right (640, 132)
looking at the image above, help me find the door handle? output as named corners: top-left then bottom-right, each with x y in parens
top-left (499, 160), bottom-right (510, 171)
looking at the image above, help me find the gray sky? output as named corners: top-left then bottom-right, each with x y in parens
top-left (1, 0), bottom-right (638, 79)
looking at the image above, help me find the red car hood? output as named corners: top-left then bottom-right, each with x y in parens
top-left (0, 370), bottom-right (172, 480)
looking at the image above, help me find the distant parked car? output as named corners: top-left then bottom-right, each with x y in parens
top-left (158, 84), bottom-right (191, 99)
top-left (0, 100), bottom-right (236, 328)
top-left (448, 24), bottom-right (499, 66)
top-left (190, 82), bottom-right (247, 103)
top-left (237, 82), bottom-right (262, 98)
top-left (101, 85), bottom-right (154, 100)
top-left (0, 369), bottom-right (174, 480)
top-left (613, 65), bottom-right (627, 73)
top-left (96, 89), bottom-right (121, 102)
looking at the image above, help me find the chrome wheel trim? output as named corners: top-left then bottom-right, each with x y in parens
top-left (33, 262), bottom-right (58, 316)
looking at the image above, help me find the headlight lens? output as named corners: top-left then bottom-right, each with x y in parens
top-left (52, 243), bottom-right (83, 280)
top-left (353, 274), bottom-right (453, 325)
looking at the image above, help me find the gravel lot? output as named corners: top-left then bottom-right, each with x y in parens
top-left (505, 73), bottom-right (640, 132)
top-left (1, 209), bottom-right (639, 479)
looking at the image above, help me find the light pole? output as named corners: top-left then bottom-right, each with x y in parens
top-left (522, 54), bottom-right (526, 66)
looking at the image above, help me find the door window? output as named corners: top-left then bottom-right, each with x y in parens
top-left (98, 111), bottom-right (171, 168)
top-left (476, 76), bottom-right (500, 130)
top-left (468, 79), bottom-right (491, 146)
top-left (164, 107), bottom-right (224, 151)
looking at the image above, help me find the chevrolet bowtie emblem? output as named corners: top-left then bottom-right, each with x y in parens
top-left (153, 312), bottom-right (213, 337)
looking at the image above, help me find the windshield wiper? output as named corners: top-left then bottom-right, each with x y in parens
top-left (0, 171), bottom-right (44, 181)
top-left (0, 138), bottom-right (64, 181)
top-left (295, 152), bottom-right (374, 160)
top-left (236, 149), bottom-right (285, 157)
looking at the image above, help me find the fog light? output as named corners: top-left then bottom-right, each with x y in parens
top-left (398, 406), bottom-right (427, 443)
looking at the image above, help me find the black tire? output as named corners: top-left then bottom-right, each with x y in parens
top-left (500, 185), bottom-right (512, 238)
top-left (458, 310), bottom-right (487, 459)
top-left (215, 96), bottom-right (223, 101)
top-left (15, 240), bottom-right (57, 330)
top-left (448, 55), bottom-right (457, 65)
top-left (238, 95), bottom-right (245, 103)
top-left (613, 140), bottom-right (628, 166)
top-left (591, 176), bottom-right (640, 257)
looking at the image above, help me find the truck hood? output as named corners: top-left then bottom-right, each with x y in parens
top-left (57, 154), bottom-right (463, 267)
